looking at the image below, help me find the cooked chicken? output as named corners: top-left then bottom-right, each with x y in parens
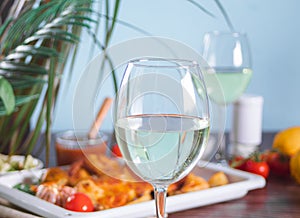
top-left (41, 167), bottom-right (68, 186)
top-left (208, 171), bottom-right (229, 187)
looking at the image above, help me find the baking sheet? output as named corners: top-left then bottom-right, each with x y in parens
top-left (0, 161), bottom-right (266, 218)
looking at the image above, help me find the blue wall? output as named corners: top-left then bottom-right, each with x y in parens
top-left (53, 0), bottom-right (300, 132)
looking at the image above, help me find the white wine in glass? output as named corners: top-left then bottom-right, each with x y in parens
top-left (114, 58), bottom-right (210, 218)
top-left (202, 31), bottom-right (252, 162)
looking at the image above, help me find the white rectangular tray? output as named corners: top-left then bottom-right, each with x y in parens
top-left (0, 161), bottom-right (266, 218)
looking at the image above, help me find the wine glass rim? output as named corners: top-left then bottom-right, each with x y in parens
top-left (205, 30), bottom-right (247, 37)
top-left (128, 57), bottom-right (199, 68)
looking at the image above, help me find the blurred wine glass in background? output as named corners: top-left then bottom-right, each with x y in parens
top-left (202, 31), bottom-right (252, 164)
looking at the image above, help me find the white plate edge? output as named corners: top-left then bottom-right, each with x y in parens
top-left (0, 161), bottom-right (266, 218)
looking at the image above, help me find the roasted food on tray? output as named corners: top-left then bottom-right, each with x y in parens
top-left (14, 154), bottom-right (229, 212)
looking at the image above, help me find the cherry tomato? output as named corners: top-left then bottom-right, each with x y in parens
top-left (229, 156), bottom-right (247, 170)
top-left (244, 159), bottom-right (270, 179)
top-left (65, 192), bottom-right (94, 212)
top-left (264, 150), bottom-right (290, 177)
top-left (230, 153), bottom-right (270, 179)
top-left (112, 144), bottom-right (122, 157)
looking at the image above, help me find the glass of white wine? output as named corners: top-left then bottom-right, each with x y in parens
top-left (202, 31), bottom-right (252, 162)
top-left (114, 58), bottom-right (210, 218)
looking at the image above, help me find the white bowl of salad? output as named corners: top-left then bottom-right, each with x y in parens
top-left (0, 154), bottom-right (43, 176)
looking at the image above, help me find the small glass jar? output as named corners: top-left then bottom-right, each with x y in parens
top-left (55, 130), bottom-right (108, 166)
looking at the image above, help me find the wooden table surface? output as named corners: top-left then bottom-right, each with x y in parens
top-left (169, 175), bottom-right (300, 218)
top-left (169, 132), bottom-right (300, 218)
top-left (0, 132), bottom-right (299, 218)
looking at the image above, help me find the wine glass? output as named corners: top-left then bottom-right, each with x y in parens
top-left (114, 58), bottom-right (210, 218)
top-left (202, 31), bottom-right (252, 162)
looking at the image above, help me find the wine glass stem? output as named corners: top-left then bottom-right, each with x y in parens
top-left (215, 135), bottom-right (228, 166)
top-left (153, 185), bottom-right (168, 218)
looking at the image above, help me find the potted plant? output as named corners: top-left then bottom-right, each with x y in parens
top-left (0, 0), bottom-right (123, 165)
top-left (0, 0), bottom-right (231, 165)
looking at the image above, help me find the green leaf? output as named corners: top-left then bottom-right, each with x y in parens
top-left (9, 76), bottom-right (46, 89)
top-left (186, 0), bottom-right (215, 18)
top-left (24, 33), bottom-right (79, 44)
top-left (61, 14), bottom-right (97, 24)
top-left (214, 0), bottom-right (235, 32)
top-left (13, 183), bottom-right (36, 195)
top-left (0, 94), bottom-right (39, 116)
top-left (6, 45), bottom-right (58, 60)
top-left (0, 17), bottom-right (13, 38)
top-left (15, 45), bottom-right (58, 56)
top-left (35, 28), bottom-right (81, 41)
top-left (0, 61), bottom-right (48, 75)
top-left (0, 76), bottom-right (15, 115)
top-left (15, 95), bottom-right (39, 106)
top-left (44, 20), bottom-right (91, 29)
top-left (98, 13), bottom-right (152, 37)
top-left (105, 0), bottom-right (121, 46)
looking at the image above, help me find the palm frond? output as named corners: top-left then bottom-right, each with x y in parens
top-left (6, 45), bottom-right (58, 60)
top-left (0, 0), bottom-right (96, 158)
top-left (105, 0), bottom-right (121, 46)
top-left (186, 0), bottom-right (215, 18)
top-left (0, 17), bottom-right (13, 39)
top-left (214, 0), bottom-right (235, 32)
top-left (9, 76), bottom-right (46, 89)
top-left (0, 61), bottom-right (48, 75)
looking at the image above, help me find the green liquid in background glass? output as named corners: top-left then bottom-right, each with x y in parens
top-left (205, 68), bottom-right (252, 104)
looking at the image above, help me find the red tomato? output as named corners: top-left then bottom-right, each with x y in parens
top-left (112, 144), bottom-right (122, 157)
top-left (244, 159), bottom-right (270, 179)
top-left (265, 150), bottom-right (290, 177)
top-left (230, 153), bottom-right (270, 179)
top-left (65, 193), bottom-right (94, 212)
top-left (229, 156), bottom-right (247, 170)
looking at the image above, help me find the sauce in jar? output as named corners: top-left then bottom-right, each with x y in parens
top-left (55, 130), bottom-right (107, 166)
